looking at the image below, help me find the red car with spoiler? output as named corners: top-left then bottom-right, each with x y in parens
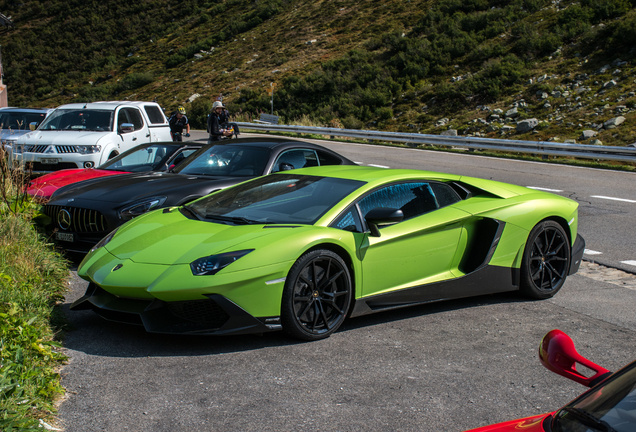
top-left (26, 141), bottom-right (203, 202)
top-left (465, 329), bottom-right (635, 432)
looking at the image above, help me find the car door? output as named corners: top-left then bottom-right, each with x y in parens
top-left (341, 181), bottom-right (471, 297)
top-left (116, 108), bottom-right (148, 153)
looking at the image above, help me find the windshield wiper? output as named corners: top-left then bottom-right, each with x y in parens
top-left (560, 407), bottom-right (618, 432)
top-left (204, 214), bottom-right (259, 225)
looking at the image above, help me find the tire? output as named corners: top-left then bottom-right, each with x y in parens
top-left (520, 220), bottom-right (571, 299)
top-left (281, 249), bottom-right (352, 341)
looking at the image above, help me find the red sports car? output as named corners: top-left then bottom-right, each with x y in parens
top-left (26, 141), bottom-right (203, 202)
top-left (465, 329), bottom-right (635, 432)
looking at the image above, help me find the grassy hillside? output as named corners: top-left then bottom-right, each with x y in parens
top-left (1, 0), bottom-right (636, 148)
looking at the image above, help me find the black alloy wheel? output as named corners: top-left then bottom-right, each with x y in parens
top-left (281, 249), bottom-right (352, 341)
top-left (520, 220), bottom-right (571, 299)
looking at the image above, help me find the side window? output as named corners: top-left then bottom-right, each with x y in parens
top-left (316, 150), bottom-right (343, 166)
top-left (117, 110), bottom-right (130, 131)
top-left (358, 182), bottom-right (439, 222)
top-left (124, 108), bottom-right (144, 130)
top-left (144, 105), bottom-right (167, 124)
top-left (429, 182), bottom-right (461, 208)
top-left (170, 149), bottom-right (198, 168)
top-left (271, 149), bottom-right (318, 173)
top-left (331, 207), bottom-right (363, 233)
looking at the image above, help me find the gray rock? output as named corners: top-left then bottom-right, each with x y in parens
top-left (590, 139), bottom-right (603, 145)
top-left (516, 118), bottom-right (539, 133)
top-left (604, 116), bottom-right (625, 129)
top-left (505, 107), bottom-right (519, 118)
top-left (440, 129), bottom-right (458, 136)
top-left (564, 139), bottom-right (577, 144)
top-left (580, 130), bottom-right (597, 140)
top-left (598, 64), bottom-right (611, 74)
top-left (186, 93), bottom-right (201, 103)
top-left (551, 91), bottom-right (562, 97)
top-left (501, 125), bottom-right (515, 132)
top-left (493, 108), bottom-right (504, 114)
top-left (603, 80), bottom-right (617, 89)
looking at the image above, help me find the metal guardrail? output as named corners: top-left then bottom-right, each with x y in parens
top-left (235, 122), bottom-right (636, 163)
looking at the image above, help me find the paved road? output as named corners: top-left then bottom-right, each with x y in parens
top-left (58, 133), bottom-right (636, 431)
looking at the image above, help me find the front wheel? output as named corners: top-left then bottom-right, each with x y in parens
top-left (281, 249), bottom-right (352, 341)
top-left (520, 220), bottom-right (571, 299)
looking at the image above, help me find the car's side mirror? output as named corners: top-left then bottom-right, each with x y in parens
top-left (539, 329), bottom-right (612, 388)
top-left (119, 123), bottom-right (134, 133)
top-left (279, 162), bottom-right (294, 171)
top-left (29, 122), bottom-right (38, 131)
top-left (364, 207), bottom-right (403, 237)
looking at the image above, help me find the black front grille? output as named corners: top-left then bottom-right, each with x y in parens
top-left (55, 145), bottom-right (78, 153)
top-left (28, 162), bottom-right (79, 171)
top-left (24, 144), bottom-right (49, 153)
top-left (167, 299), bottom-right (230, 328)
top-left (43, 205), bottom-right (108, 233)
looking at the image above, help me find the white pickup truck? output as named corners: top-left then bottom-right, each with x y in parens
top-left (12, 101), bottom-right (172, 173)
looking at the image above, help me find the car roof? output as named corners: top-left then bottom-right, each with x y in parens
top-left (221, 137), bottom-right (343, 152)
top-left (55, 101), bottom-right (159, 110)
top-left (288, 165), bottom-right (462, 184)
top-left (0, 107), bottom-right (53, 113)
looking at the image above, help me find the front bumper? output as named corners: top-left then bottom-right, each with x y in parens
top-left (71, 283), bottom-right (282, 335)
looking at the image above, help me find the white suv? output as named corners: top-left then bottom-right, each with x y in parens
top-left (12, 101), bottom-right (172, 173)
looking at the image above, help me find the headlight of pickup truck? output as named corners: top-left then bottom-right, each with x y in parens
top-left (118, 196), bottom-right (167, 221)
top-left (11, 143), bottom-right (22, 154)
top-left (77, 145), bottom-right (101, 154)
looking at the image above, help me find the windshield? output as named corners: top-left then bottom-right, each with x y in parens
top-left (99, 144), bottom-right (181, 172)
top-left (553, 362), bottom-right (636, 432)
top-left (38, 109), bottom-right (113, 131)
top-left (175, 145), bottom-right (270, 177)
top-left (186, 174), bottom-right (365, 225)
top-left (0, 111), bottom-right (48, 131)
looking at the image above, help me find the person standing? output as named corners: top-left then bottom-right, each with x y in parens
top-left (168, 106), bottom-right (190, 141)
top-left (207, 101), bottom-right (233, 142)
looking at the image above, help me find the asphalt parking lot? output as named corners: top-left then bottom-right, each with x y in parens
top-left (58, 265), bottom-right (636, 431)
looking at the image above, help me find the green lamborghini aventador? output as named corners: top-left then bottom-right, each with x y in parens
top-left (73, 166), bottom-right (585, 340)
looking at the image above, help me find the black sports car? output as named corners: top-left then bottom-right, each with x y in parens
top-left (43, 138), bottom-right (356, 252)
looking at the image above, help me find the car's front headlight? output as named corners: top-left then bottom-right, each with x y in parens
top-left (12, 143), bottom-right (22, 154)
top-left (89, 226), bottom-right (121, 253)
top-left (190, 250), bottom-right (254, 276)
top-left (118, 196), bottom-right (167, 221)
top-left (77, 145), bottom-right (101, 154)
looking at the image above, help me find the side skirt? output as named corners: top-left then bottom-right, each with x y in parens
top-left (350, 265), bottom-right (519, 318)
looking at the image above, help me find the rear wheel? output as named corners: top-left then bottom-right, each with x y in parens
top-left (520, 220), bottom-right (570, 299)
top-left (281, 249), bottom-right (352, 341)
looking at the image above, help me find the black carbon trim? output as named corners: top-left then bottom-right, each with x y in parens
top-left (70, 283), bottom-right (272, 335)
top-left (568, 234), bottom-right (585, 275)
top-left (350, 265), bottom-right (518, 318)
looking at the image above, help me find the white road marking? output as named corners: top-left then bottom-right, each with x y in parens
top-left (621, 261), bottom-right (636, 266)
top-left (353, 161), bottom-right (364, 164)
top-left (368, 164), bottom-right (390, 168)
top-left (527, 186), bottom-right (564, 192)
top-left (591, 195), bottom-right (636, 203)
top-left (584, 249), bottom-right (603, 255)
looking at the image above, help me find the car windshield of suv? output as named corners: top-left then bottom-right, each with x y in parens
top-left (99, 144), bottom-right (179, 172)
top-left (185, 174), bottom-right (365, 225)
top-left (175, 145), bottom-right (270, 177)
top-left (38, 109), bottom-right (113, 132)
top-left (553, 362), bottom-right (636, 432)
top-left (0, 111), bottom-right (48, 131)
